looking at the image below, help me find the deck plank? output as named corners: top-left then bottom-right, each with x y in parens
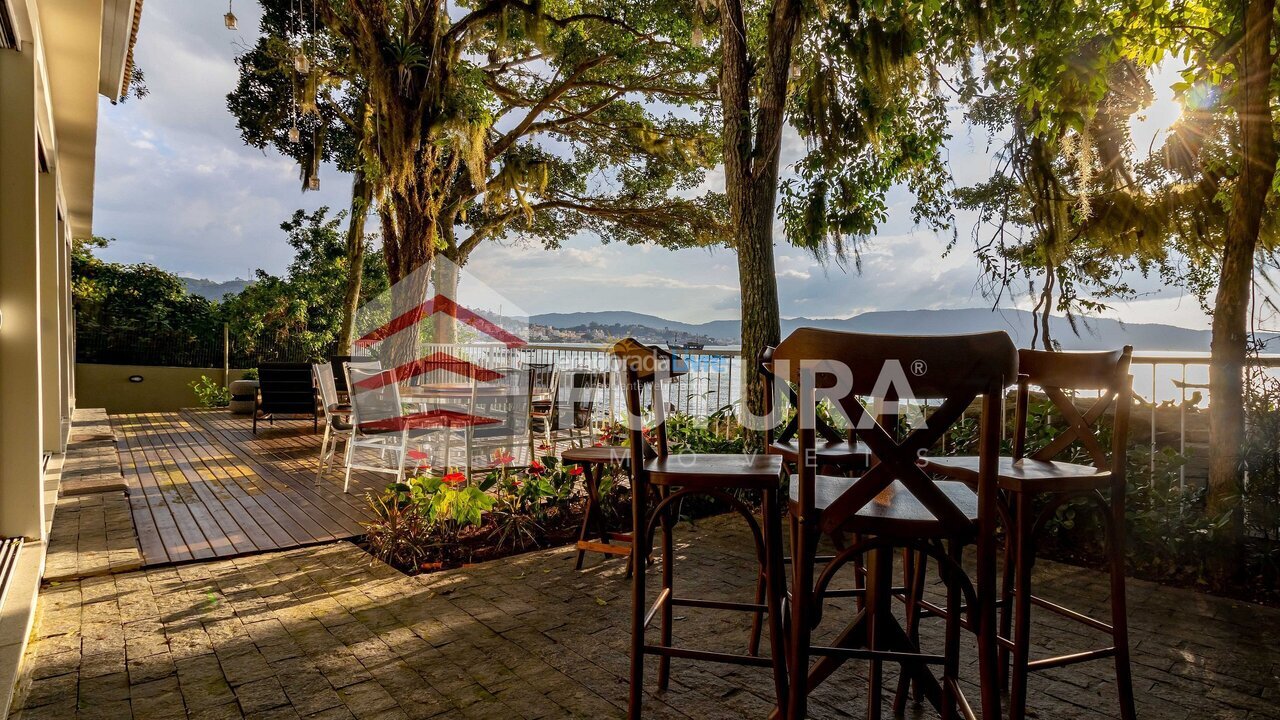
top-left (113, 410), bottom-right (384, 567)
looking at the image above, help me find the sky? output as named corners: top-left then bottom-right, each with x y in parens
top-left (90, 0), bottom-right (1211, 329)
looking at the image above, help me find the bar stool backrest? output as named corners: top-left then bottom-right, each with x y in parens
top-left (760, 346), bottom-right (845, 445)
top-left (1014, 347), bottom-right (1134, 475)
top-left (773, 328), bottom-right (1018, 536)
top-left (612, 339), bottom-right (690, 463)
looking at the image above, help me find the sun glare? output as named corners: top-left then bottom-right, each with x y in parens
top-left (1129, 60), bottom-right (1188, 155)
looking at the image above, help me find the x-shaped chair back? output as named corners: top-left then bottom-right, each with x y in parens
top-left (760, 346), bottom-right (846, 446)
top-left (773, 328), bottom-right (1018, 536)
top-left (612, 338), bottom-right (689, 463)
top-left (1014, 347), bottom-right (1134, 474)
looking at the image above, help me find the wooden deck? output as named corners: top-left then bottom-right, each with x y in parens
top-left (113, 409), bottom-right (387, 566)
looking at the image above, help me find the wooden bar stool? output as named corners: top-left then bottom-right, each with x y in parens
top-left (563, 444), bottom-right (631, 569)
top-left (774, 328), bottom-right (1014, 720)
top-left (760, 346), bottom-right (872, 473)
top-left (924, 347), bottom-right (1136, 720)
top-left (613, 339), bottom-right (788, 719)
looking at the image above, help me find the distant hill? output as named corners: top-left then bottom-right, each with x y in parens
top-left (529, 308), bottom-right (1270, 351)
top-left (529, 322), bottom-right (720, 345)
top-left (183, 277), bottom-right (250, 301)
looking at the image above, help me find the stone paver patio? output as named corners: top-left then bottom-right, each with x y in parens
top-left (10, 511), bottom-right (1280, 719)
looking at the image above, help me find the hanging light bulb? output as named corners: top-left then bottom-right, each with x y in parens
top-left (224, 0), bottom-right (237, 29)
top-left (288, 124), bottom-right (300, 144)
top-left (293, 48), bottom-right (310, 74)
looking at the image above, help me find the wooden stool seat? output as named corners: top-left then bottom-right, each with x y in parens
top-left (927, 455), bottom-right (1111, 492)
top-left (562, 445), bottom-right (630, 465)
top-left (789, 476), bottom-right (978, 538)
top-left (770, 439), bottom-right (871, 464)
top-left (644, 453), bottom-right (782, 489)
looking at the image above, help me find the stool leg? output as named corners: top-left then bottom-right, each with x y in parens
top-left (941, 540), bottom-right (963, 720)
top-left (1108, 487), bottom-right (1137, 720)
top-left (763, 487), bottom-right (790, 716)
top-left (865, 547), bottom-right (892, 720)
top-left (787, 515), bottom-right (817, 720)
top-left (748, 570), bottom-right (766, 656)
top-left (895, 548), bottom-right (928, 715)
top-left (657, 486), bottom-right (675, 691)
top-left (999, 500), bottom-right (1017, 693)
top-left (574, 463), bottom-right (595, 570)
top-left (627, 471), bottom-right (648, 719)
top-left (1009, 491), bottom-right (1034, 720)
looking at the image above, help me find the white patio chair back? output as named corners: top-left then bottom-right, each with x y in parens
top-left (312, 363), bottom-right (352, 487)
top-left (340, 359), bottom-right (419, 493)
top-left (313, 364), bottom-right (342, 418)
top-left (346, 361), bottom-right (401, 426)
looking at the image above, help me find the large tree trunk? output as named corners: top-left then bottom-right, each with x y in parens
top-left (379, 193), bottom-right (438, 370)
top-left (1208, 0), bottom-right (1276, 540)
top-left (432, 228), bottom-right (463, 345)
top-left (733, 173), bottom-right (783, 446)
top-left (338, 167), bottom-right (372, 353)
top-left (720, 0), bottom-right (800, 449)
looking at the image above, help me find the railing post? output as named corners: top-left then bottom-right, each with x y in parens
top-left (223, 323), bottom-right (230, 386)
top-left (1151, 365), bottom-right (1157, 482)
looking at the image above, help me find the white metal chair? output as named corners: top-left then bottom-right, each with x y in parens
top-left (312, 363), bottom-right (352, 487)
top-left (526, 363), bottom-right (560, 461)
top-left (342, 360), bottom-right (431, 493)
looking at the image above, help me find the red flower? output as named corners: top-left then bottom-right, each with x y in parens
top-left (528, 461), bottom-right (545, 475)
top-left (570, 466), bottom-right (584, 476)
top-left (442, 472), bottom-right (467, 485)
top-left (493, 451), bottom-right (516, 466)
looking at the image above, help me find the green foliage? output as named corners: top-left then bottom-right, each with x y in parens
top-left (189, 376), bottom-right (231, 408)
top-left (229, 0), bottom-right (725, 283)
top-left (946, 394), bottom-right (1276, 598)
top-left (73, 213), bottom-right (386, 368)
top-left (218, 207), bottom-right (387, 362)
top-left (364, 474), bottom-right (496, 567)
top-left (73, 237), bottom-right (222, 365)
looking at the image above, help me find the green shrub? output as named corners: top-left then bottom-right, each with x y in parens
top-left (189, 375), bottom-right (231, 408)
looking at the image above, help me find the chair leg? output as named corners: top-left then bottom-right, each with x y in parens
top-left (941, 540), bottom-right (964, 720)
top-left (865, 547), bottom-right (892, 720)
top-left (574, 463), bottom-right (595, 571)
top-left (316, 424), bottom-right (332, 486)
top-left (627, 470), bottom-right (648, 719)
top-left (657, 486), bottom-right (674, 691)
top-left (895, 548), bottom-right (928, 715)
top-left (747, 570), bottom-right (766, 657)
top-left (1108, 488), bottom-right (1138, 720)
top-left (342, 436), bottom-right (355, 493)
top-left (763, 487), bottom-right (790, 717)
top-left (999, 500), bottom-right (1017, 693)
top-left (1009, 491), bottom-right (1034, 720)
top-left (787, 514), bottom-right (817, 720)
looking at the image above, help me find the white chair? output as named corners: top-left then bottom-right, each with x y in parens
top-left (342, 360), bottom-right (430, 493)
top-left (456, 367), bottom-right (527, 478)
top-left (526, 363), bottom-right (560, 461)
top-left (312, 363), bottom-right (352, 487)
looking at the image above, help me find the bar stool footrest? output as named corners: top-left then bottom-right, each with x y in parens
top-left (642, 644), bottom-right (776, 668)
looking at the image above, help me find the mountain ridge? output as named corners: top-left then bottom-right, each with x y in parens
top-left (528, 308), bottom-right (1253, 351)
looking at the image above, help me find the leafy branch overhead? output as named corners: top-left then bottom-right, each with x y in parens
top-left (230, 0), bottom-right (725, 283)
